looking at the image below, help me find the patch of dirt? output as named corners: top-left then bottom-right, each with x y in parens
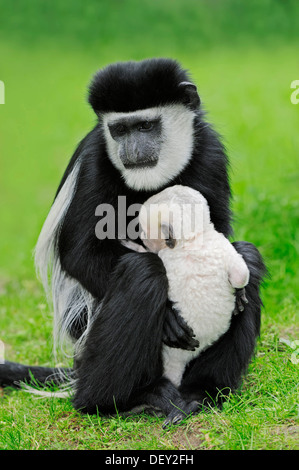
top-left (167, 420), bottom-right (211, 450)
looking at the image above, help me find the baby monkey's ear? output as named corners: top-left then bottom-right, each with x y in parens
top-left (161, 223), bottom-right (176, 249)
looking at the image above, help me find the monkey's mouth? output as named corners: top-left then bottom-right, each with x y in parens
top-left (123, 160), bottom-right (158, 170)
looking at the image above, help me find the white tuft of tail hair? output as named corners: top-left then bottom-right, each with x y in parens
top-left (21, 382), bottom-right (74, 399)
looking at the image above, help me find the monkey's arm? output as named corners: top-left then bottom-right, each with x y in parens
top-left (59, 208), bottom-right (197, 349)
top-left (226, 241), bottom-right (250, 314)
top-left (73, 252), bottom-right (168, 413)
top-left (120, 240), bottom-right (198, 350)
top-left (227, 244), bottom-right (250, 289)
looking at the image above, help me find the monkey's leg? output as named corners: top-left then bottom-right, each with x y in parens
top-left (179, 241), bottom-right (266, 405)
top-left (73, 252), bottom-right (169, 414)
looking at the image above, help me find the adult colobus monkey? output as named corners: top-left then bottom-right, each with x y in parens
top-left (0, 58), bottom-right (266, 426)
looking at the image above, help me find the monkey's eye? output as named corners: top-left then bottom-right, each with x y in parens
top-left (138, 121), bottom-right (154, 132)
top-left (108, 123), bottom-right (127, 138)
top-left (116, 124), bottom-right (127, 134)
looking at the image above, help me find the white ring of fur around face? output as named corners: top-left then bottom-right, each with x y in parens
top-left (102, 104), bottom-right (196, 191)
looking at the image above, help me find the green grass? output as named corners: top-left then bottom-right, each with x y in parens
top-left (1, 0), bottom-right (299, 450)
top-left (1, 332), bottom-right (298, 450)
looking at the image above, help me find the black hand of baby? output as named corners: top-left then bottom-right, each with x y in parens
top-left (233, 287), bottom-right (249, 315)
top-left (163, 301), bottom-right (199, 351)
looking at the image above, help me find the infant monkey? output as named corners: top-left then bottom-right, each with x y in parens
top-left (138, 185), bottom-right (250, 387)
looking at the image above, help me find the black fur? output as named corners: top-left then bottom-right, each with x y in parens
top-left (88, 58), bottom-right (192, 113)
top-left (0, 58), bottom-right (266, 424)
top-left (0, 361), bottom-right (73, 388)
top-left (73, 252), bottom-right (168, 414)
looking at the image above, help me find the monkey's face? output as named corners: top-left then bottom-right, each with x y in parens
top-left (103, 104), bottom-right (196, 191)
top-left (89, 59), bottom-right (201, 190)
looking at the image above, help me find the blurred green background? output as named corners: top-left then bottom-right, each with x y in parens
top-left (0, 0), bottom-right (298, 451)
top-left (1, 0), bottom-right (299, 336)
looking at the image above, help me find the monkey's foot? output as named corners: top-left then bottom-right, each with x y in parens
top-left (162, 400), bottom-right (199, 429)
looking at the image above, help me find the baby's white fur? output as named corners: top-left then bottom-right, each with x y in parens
top-left (139, 185), bottom-right (250, 387)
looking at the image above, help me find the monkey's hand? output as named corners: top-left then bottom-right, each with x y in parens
top-left (163, 301), bottom-right (199, 351)
top-left (233, 287), bottom-right (249, 315)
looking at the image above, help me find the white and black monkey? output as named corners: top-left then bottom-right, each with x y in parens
top-left (0, 58), bottom-right (266, 426)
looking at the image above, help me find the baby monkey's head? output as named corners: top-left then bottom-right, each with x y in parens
top-left (139, 185), bottom-right (211, 253)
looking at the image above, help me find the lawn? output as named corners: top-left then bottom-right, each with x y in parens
top-left (0, 0), bottom-right (298, 450)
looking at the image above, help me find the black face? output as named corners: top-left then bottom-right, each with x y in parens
top-left (108, 116), bottom-right (163, 169)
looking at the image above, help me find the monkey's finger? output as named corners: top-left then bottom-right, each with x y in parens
top-left (163, 332), bottom-right (199, 351)
top-left (163, 328), bottom-right (199, 350)
top-left (164, 327), bottom-right (198, 350)
top-left (162, 321), bottom-right (194, 350)
top-left (168, 304), bottom-right (195, 336)
top-left (234, 287), bottom-right (249, 315)
top-left (163, 313), bottom-right (199, 350)
top-left (168, 306), bottom-right (199, 349)
top-left (240, 288), bottom-right (249, 304)
top-left (162, 319), bottom-right (179, 344)
top-left (172, 308), bottom-right (195, 337)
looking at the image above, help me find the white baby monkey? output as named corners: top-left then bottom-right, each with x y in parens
top-left (136, 185), bottom-right (250, 388)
